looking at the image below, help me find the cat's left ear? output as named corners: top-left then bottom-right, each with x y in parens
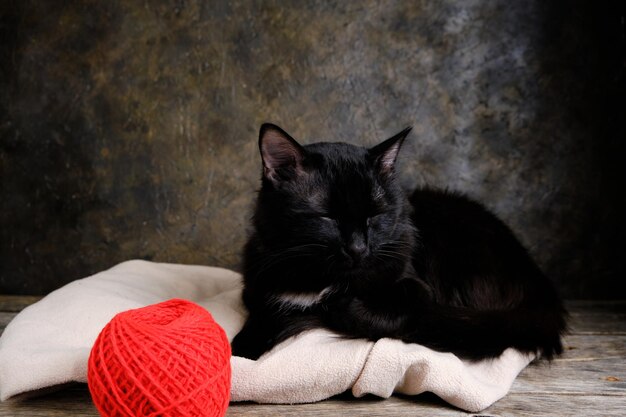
top-left (369, 127), bottom-right (412, 175)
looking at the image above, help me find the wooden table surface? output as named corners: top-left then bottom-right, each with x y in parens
top-left (0, 297), bottom-right (624, 417)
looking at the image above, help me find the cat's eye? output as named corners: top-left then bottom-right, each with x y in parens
top-left (299, 212), bottom-right (334, 221)
top-left (367, 213), bottom-right (384, 227)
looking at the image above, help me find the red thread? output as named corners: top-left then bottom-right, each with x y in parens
top-left (88, 299), bottom-right (231, 417)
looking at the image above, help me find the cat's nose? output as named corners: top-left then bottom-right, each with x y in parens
top-left (346, 238), bottom-right (368, 262)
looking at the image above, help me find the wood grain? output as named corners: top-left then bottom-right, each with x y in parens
top-left (0, 298), bottom-right (624, 416)
top-left (0, 313), bottom-right (16, 337)
top-left (566, 300), bottom-right (626, 334)
top-left (0, 296), bottom-right (41, 313)
top-left (486, 393), bottom-right (626, 417)
top-left (0, 385), bottom-right (97, 417)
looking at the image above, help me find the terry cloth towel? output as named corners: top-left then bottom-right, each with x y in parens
top-left (0, 260), bottom-right (533, 412)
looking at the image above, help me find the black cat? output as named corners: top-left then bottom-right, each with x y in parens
top-left (231, 123), bottom-right (567, 361)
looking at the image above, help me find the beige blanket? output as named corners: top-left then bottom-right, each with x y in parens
top-left (0, 260), bottom-right (533, 412)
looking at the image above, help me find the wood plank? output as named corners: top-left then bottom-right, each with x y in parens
top-left (514, 357), bottom-right (626, 395)
top-left (484, 393), bottom-right (626, 417)
top-left (228, 394), bottom-right (468, 417)
top-left (559, 334), bottom-right (626, 359)
top-left (0, 385), bottom-right (97, 417)
top-left (565, 300), bottom-right (626, 334)
top-left (0, 298), bottom-right (624, 416)
top-left (0, 313), bottom-right (16, 329)
top-left (0, 296), bottom-right (41, 313)
top-left (2, 387), bottom-right (625, 417)
top-left (511, 333), bottom-right (626, 396)
top-left (1, 388), bottom-right (464, 417)
top-left (0, 313), bottom-right (17, 337)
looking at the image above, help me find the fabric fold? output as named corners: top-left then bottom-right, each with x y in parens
top-left (0, 260), bottom-right (533, 412)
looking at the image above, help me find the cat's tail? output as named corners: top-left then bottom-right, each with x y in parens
top-left (405, 302), bottom-right (568, 361)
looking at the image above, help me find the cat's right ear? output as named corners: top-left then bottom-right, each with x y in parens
top-left (259, 123), bottom-right (306, 184)
top-left (369, 126), bottom-right (412, 176)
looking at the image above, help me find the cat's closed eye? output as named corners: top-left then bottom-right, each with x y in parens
top-left (366, 213), bottom-right (385, 227)
top-left (298, 211), bottom-right (337, 223)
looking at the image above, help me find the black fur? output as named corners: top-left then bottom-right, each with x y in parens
top-left (231, 123), bottom-right (567, 361)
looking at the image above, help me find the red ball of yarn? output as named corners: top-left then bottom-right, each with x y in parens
top-left (88, 299), bottom-right (231, 417)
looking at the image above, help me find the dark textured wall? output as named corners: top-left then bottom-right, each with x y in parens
top-left (1, 0), bottom-right (624, 297)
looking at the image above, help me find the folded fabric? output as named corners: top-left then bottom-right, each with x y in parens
top-left (0, 260), bottom-right (533, 412)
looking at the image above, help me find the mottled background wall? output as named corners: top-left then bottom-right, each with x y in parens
top-left (1, 0), bottom-right (624, 297)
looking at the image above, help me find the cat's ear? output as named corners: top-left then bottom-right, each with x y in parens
top-left (369, 127), bottom-right (412, 175)
top-left (259, 123), bottom-right (306, 183)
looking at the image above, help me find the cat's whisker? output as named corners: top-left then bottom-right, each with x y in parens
top-left (374, 251), bottom-right (408, 263)
top-left (246, 243), bottom-right (330, 271)
top-left (249, 252), bottom-right (317, 277)
top-left (380, 241), bottom-right (413, 250)
top-left (250, 243), bottom-right (328, 274)
top-left (324, 255), bottom-right (338, 275)
top-left (376, 249), bottom-right (410, 259)
top-left (281, 244), bottom-right (329, 255)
